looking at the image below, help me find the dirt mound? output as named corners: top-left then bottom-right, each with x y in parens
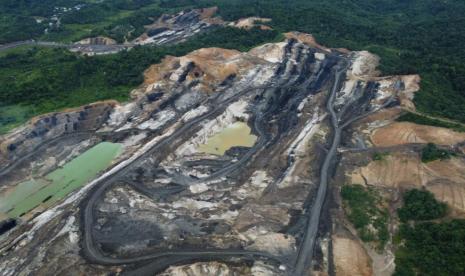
top-left (143, 45), bottom-right (275, 94)
top-left (371, 122), bottom-right (465, 146)
top-left (229, 17), bottom-right (272, 30)
top-left (285, 32), bottom-right (331, 52)
top-left (350, 51), bottom-right (380, 78)
top-left (332, 235), bottom-right (373, 276)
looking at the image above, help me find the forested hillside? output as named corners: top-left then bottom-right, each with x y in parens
top-left (204, 0), bottom-right (465, 122)
top-left (1, 0), bottom-right (465, 130)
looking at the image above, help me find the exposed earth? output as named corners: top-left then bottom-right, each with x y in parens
top-left (1, 10), bottom-right (465, 276)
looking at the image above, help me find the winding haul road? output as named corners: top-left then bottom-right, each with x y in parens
top-left (2, 41), bottom-right (355, 273)
top-left (78, 50), bottom-right (354, 273)
top-left (0, 40), bottom-right (132, 54)
top-left (293, 62), bottom-right (347, 275)
top-left (80, 83), bottom-right (287, 266)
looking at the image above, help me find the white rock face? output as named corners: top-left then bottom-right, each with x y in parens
top-left (107, 102), bottom-right (138, 128)
top-left (249, 42), bottom-right (287, 63)
top-left (246, 232), bottom-right (296, 255)
top-left (351, 51), bottom-right (380, 78)
top-left (159, 262), bottom-right (244, 276)
top-left (189, 183), bottom-right (209, 194)
top-left (181, 105), bottom-right (209, 123)
top-left (138, 110), bottom-right (176, 130)
top-left (251, 261), bottom-right (282, 276)
top-left (232, 171), bottom-right (270, 200)
top-left (314, 52), bottom-right (326, 61)
top-left (172, 198), bottom-right (218, 210)
top-left (121, 133), bottom-right (147, 148)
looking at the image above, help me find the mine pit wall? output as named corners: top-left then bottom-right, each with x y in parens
top-left (0, 34), bottom-right (404, 274)
top-left (0, 102), bottom-right (116, 168)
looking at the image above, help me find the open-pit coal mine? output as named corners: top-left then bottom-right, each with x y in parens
top-left (0, 32), bottom-right (417, 275)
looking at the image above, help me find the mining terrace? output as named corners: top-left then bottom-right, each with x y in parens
top-left (0, 28), bottom-right (430, 275)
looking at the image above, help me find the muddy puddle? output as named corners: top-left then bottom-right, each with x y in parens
top-left (0, 142), bottom-right (122, 218)
top-left (198, 122), bottom-right (257, 155)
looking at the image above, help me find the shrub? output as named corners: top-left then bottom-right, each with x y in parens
top-left (421, 143), bottom-right (452, 163)
top-left (372, 151), bottom-right (389, 161)
top-left (397, 112), bottom-right (465, 132)
top-left (341, 185), bottom-right (389, 249)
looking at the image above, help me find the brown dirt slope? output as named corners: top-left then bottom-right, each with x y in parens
top-left (371, 122), bottom-right (465, 147)
top-left (332, 235), bottom-right (373, 276)
top-left (350, 152), bottom-right (465, 213)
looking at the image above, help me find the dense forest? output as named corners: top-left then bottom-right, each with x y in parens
top-left (395, 189), bottom-right (465, 276)
top-left (1, 0), bottom-right (465, 127)
top-left (204, 0), bottom-right (465, 123)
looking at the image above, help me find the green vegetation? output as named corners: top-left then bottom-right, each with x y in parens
top-left (395, 189), bottom-right (465, 276)
top-left (372, 151), bottom-right (389, 161)
top-left (0, 0), bottom-right (167, 43)
top-left (211, 0), bottom-right (465, 123)
top-left (0, 27), bottom-right (281, 134)
top-left (395, 220), bottom-right (465, 276)
top-left (0, 105), bottom-right (33, 134)
top-left (397, 112), bottom-right (465, 132)
top-left (198, 0), bottom-right (465, 123)
top-left (398, 189), bottom-right (447, 222)
top-left (2, 0), bottom-right (465, 129)
top-left (421, 143), bottom-right (454, 163)
top-left (341, 185), bottom-right (389, 249)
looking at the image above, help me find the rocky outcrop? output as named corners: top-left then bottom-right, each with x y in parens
top-left (142, 47), bottom-right (266, 93)
top-left (134, 7), bottom-right (224, 45)
top-left (284, 32), bottom-right (331, 53)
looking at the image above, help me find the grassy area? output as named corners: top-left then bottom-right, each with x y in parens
top-left (0, 105), bottom-right (33, 134)
top-left (341, 184), bottom-right (389, 250)
top-left (397, 112), bottom-right (465, 132)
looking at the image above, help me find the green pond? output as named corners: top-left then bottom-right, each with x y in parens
top-left (0, 142), bottom-right (122, 218)
top-left (198, 122), bottom-right (257, 155)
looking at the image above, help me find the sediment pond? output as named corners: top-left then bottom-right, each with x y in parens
top-left (198, 122), bottom-right (257, 155)
top-left (0, 142), bottom-right (122, 218)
